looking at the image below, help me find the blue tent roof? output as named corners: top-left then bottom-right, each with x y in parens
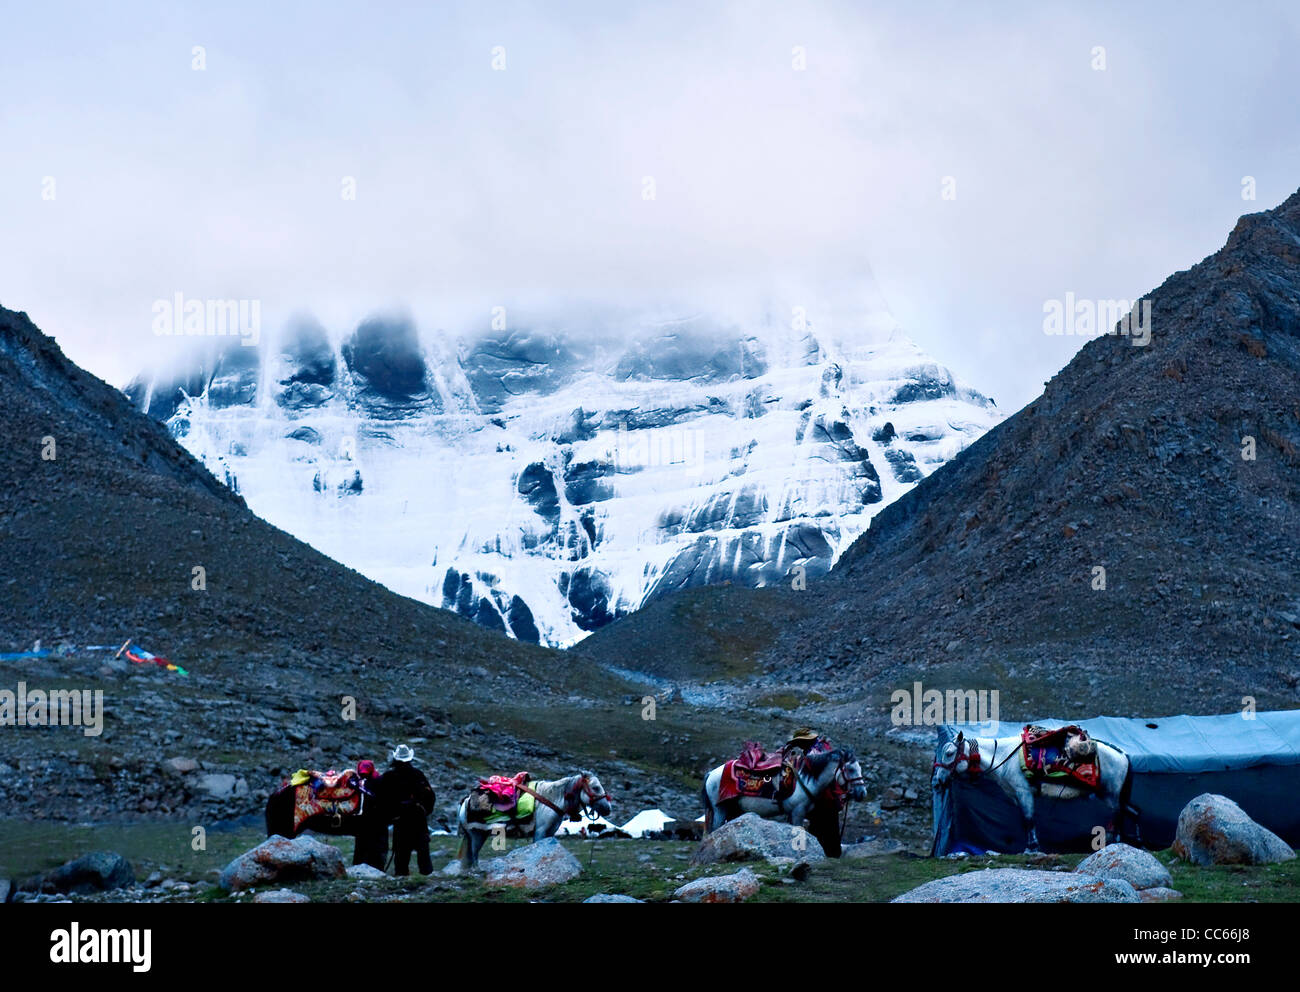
top-left (945, 710), bottom-right (1300, 774)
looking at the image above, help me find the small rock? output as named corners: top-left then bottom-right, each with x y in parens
top-left (346, 864), bottom-right (388, 880)
top-left (1139, 887), bottom-right (1184, 903)
top-left (1076, 843), bottom-right (1172, 891)
top-left (673, 868), bottom-right (761, 903)
top-left (440, 860), bottom-right (464, 877)
top-left (197, 773), bottom-right (248, 800)
top-left (253, 888), bottom-right (310, 904)
top-left (1171, 793), bottom-right (1296, 866)
top-left (583, 893), bottom-right (643, 903)
top-left (163, 757), bottom-right (199, 775)
top-left (0, 879), bottom-right (11, 904)
top-left (842, 838), bottom-right (905, 858)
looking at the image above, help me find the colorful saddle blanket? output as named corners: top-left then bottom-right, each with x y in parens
top-left (718, 742), bottom-right (799, 802)
top-left (1020, 724), bottom-right (1100, 789)
top-left (469, 772), bottom-right (535, 821)
top-left (288, 768), bottom-right (363, 832)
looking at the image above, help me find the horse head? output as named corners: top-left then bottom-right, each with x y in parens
top-left (575, 769), bottom-right (614, 819)
top-left (837, 748), bottom-right (869, 802)
top-left (931, 729), bottom-right (966, 792)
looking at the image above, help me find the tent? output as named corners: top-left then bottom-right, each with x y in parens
top-left (620, 808), bottom-right (677, 838)
top-left (555, 815), bottom-right (626, 837)
top-left (931, 710), bottom-right (1300, 855)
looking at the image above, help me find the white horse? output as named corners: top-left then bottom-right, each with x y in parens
top-left (456, 770), bottom-right (613, 869)
top-left (931, 728), bottom-right (1131, 853)
top-left (702, 744), bottom-right (868, 857)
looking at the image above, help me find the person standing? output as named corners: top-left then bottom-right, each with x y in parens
top-left (373, 744), bottom-right (436, 875)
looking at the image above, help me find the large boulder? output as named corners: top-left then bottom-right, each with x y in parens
top-left (42, 852), bottom-right (135, 894)
top-left (893, 868), bottom-right (1141, 903)
top-left (1171, 794), bottom-right (1296, 866)
top-left (1075, 843), bottom-right (1172, 891)
top-left (218, 835), bottom-right (346, 892)
top-left (691, 813), bottom-right (826, 866)
top-left (483, 838), bottom-right (582, 890)
top-left (674, 869), bottom-right (761, 903)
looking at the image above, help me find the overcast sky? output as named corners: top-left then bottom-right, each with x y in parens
top-left (3, 1), bottom-right (1298, 411)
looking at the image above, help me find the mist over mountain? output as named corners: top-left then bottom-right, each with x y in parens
top-left (124, 297), bottom-right (1002, 646)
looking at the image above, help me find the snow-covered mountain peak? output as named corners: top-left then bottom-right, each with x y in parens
top-left (125, 301), bottom-right (1001, 646)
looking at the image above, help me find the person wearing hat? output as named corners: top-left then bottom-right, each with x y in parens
top-left (372, 744), bottom-right (436, 875)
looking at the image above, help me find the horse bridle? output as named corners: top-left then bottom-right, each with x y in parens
top-left (934, 737), bottom-right (981, 776)
top-left (568, 774), bottom-right (613, 821)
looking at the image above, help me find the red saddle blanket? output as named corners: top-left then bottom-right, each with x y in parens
top-left (290, 769), bottom-right (363, 832)
top-left (718, 742), bottom-right (798, 802)
top-left (1020, 725), bottom-right (1100, 789)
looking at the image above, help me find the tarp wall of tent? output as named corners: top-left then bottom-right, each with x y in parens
top-left (932, 710), bottom-right (1300, 854)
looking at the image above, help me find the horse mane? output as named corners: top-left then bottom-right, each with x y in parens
top-left (804, 747), bottom-right (837, 775)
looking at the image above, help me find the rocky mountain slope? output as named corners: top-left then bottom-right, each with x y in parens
top-left (124, 304), bottom-right (1000, 646)
top-left (582, 191), bottom-right (1300, 718)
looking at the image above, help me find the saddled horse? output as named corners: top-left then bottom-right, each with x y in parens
top-left (931, 727), bottom-right (1132, 853)
top-left (265, 767), bottom-right (407, 870)
top-left (456, 770), bottom-right (613, 869)
top-left (701, 742), bottom-right (868, 857)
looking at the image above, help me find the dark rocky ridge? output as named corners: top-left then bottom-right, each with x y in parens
top-left (582, 190), bottom-right (1300, 715)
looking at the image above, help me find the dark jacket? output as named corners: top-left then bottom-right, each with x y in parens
top-left (374, 761), bottom-right (435, 818)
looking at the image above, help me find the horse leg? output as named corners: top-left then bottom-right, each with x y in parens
top-left (1002, 773), bottom-right (1039, 853)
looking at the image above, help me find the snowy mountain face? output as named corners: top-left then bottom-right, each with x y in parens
top-left (125, 307), bottom-right (1002, 647)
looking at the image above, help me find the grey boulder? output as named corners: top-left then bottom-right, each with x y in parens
top-left (1171, 794), bottom-right (1296, 866)
top-left (219, 835), bottom-right (346, 892)
top-left (691, 813), bottom-right (825, 866)
top-left (1075, 843), bottom-right (1172, 890)
top-left (42, 852), bottom-right (135, 894)
top-left (483, 838), bottom-right (582, 890)
top-left (674, 868), bottom-right (761, 903)
top-left (893, 868), bottom-right (1140, 903)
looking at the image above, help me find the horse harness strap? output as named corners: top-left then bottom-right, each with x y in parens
top-left (514, 783), bottom-right (566, 819)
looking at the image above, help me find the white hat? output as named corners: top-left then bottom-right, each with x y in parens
top-left (391, 744), bottom-right (415, 763)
